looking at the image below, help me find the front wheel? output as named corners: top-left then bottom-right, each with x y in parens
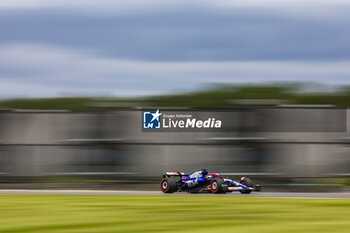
top-left (239, 177), bottom-right (253, 194)
top-left (161, 178), bottom-right (177, 193)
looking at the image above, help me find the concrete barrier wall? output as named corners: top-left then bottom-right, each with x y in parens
top-left (0, 108), bottom-right (349, 177)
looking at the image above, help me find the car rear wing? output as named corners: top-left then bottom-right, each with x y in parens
top-left (163, 171), bottom-right (185, 177)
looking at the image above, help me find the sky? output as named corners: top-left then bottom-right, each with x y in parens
top-left (0, 0), bottom-right (350, 98)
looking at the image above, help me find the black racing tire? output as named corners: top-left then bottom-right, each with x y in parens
top-left (239, 177), bottom-right (253, 194)
top-left (210, 178), bottom-right (226, 194)
top-left (161, 178), bottom-right (177, 193)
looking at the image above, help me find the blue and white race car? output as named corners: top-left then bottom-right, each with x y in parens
top-left (161, 169), bottom-right (262, 194)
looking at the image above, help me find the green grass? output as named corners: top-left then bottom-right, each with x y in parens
top-left (0, 195), bottom-right (349, 233)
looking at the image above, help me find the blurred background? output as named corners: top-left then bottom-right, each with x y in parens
top-left (0, 85), bottom-right (350, 191)
top-left (0, 0), bottom-right (350, 191)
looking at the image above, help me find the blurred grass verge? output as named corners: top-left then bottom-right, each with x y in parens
top-left (0, 194), bottom-right (349, 233)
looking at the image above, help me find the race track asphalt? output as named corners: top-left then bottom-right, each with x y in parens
top-left (0, 189), bottom-right (349, 198)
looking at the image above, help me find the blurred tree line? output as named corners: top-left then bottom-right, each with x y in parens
top-left (1, 83), bottom-right (350, 111)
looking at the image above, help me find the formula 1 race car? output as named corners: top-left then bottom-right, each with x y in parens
top-left (161, 169), bottom-right (262, 194)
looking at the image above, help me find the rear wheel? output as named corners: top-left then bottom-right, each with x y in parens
top-left (161, 178), bottom-right (177, 193)
top-left (210, 178), bottom-right (226, 193)
top-left (239, 177), bottom-right (253, 194)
